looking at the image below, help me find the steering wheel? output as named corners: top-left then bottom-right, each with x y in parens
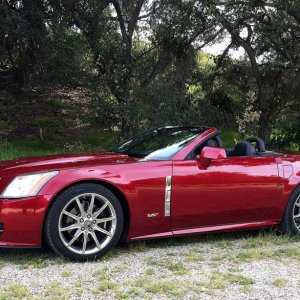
top-left (246, 137), bottom-right (266, 153)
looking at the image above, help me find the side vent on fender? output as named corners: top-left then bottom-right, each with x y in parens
top-left (283, 165), bottom-right (293, 179)
top-left (165, 176), bottom-right (172, 217)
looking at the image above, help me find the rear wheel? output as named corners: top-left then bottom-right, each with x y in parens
top-left (279, 187), bottom-right (300, 235)
top-left (45, 183), bottom-right (124, 261)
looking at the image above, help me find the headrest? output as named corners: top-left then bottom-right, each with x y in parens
top-left (207, 139), bottom-right (218, 147)
top-left (232, 141), bottom-right (256, 156)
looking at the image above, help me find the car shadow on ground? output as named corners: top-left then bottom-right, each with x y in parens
top-left (0, 229), bottom-right (280, 267)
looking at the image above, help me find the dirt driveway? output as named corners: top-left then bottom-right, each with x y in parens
top-left (0, 231), bottom-right (300, 299)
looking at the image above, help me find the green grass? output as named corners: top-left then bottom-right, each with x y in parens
top-left (83, 134), bottom-right (112, 149)
top-left (240, 231), bottom-right (300, 248)
top-left (97, 280), bottom-right (117, 292)
top-left (43, 282), bottom-right (69, 299)
top-left (165, 251), bottom-right (177, 256)
top-left (186, 249), bottom-right (205, 262)
top-left (145, 267), bottom-right (154, 275)
top-left (93, 267), bottom-right (111, 280)
top-left (0, 248), bottom-right (67, 269)
top-left (193, 273), bottom-right (225, 294)
top-left (127, 241), bottom-right (147, 252)
top-left (144, 257), bottom-right (188, 275)
top-left (75, 280), bottom-right (84, 298)
top-left (61, 271), bottom-right (72, 277)
top-left (0, 140), bottom-right (60, 160)
top-left (223, 272), bottom-right (255, 285)
top-left (234, 246), bottom-right (300, 263)
top-left (0, 133), bottom-right (113, 161)
top-left (114, 287), bottom-right (143, 299)
top-left (272, 278), bottom-right (288, 288)
top-left (47, 97), bottom-right (63, 108)
top-left (144, 281), bottom-right (184, 296)
top-left (135, 277), bottom-right (184, 297)
top-left (0, 284), bottom-right (29, 300)
top-left (193, 271), bottom-right (254, 295)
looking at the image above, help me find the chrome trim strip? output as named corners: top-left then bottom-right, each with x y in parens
top-left (165, 176), bottom-right (172, 217)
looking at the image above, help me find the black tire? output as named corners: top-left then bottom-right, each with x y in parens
top-left (45, 183), bottom-right (124, 261)
top-left (279, 186), bottom-right (300, 235)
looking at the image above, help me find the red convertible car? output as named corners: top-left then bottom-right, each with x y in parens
top-left (0, 126), bottom-right (300, 260)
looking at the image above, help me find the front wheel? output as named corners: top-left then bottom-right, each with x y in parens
top-left (45, 183), bottom-right (124, 261)
top-left (279, 186), bottom-right (300, 235)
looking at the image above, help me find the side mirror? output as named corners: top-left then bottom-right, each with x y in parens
top-left (199, 146), bottom-right (226, 167)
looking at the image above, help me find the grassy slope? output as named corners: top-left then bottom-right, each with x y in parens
top-left (0, 131), bottom-right (114, 161)
top-left (0, 141), bottom-right (61, 161)
top-left (0, 129), bottom-right (239, 161)
top-left (5, 128), bottom-right (299, 162)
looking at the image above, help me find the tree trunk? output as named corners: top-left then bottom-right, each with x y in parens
top-left (120, 116), bottom-right (133, 139)
top-left (258, 116), bottom-right (272, 146)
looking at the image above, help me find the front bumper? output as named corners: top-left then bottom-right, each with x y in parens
top-left (0, 194), bottom-right (53, 247)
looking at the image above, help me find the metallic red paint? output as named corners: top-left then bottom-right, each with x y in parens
top-left (199, 146), bottom-right (227, 167)
top-left (171, 156), bottom-right (280, 229)
top-left (1, 127), bottom-right (300, 249)
top-left (0, 195), bottom-right (53, 247)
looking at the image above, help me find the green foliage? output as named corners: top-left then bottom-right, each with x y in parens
top-left (0, 1), bottom-right (49, 84)
top-left (0, 120), bottom-right (10, 131)
top-left (83, 134), bottom-right (112, 149)
top-left (43, 30), bottom-right (92, 83)
top-left (219, 128), bottom-right (239, 147)
top-left (47, 98), bottom-right (63, 108)
top-left (0, 0), bottom-right (299, 145)
top-left (34, 117), bottom-right (56, 128)
top-left (270, 118), bottom-right (300, 151)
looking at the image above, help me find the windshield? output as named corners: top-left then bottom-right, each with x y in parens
top-left (113, 126), bottom-right (208, 160)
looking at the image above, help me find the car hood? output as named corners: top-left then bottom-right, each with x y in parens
top-left (0, 153), bottom-right (138, 177)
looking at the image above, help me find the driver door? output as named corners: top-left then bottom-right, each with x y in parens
top-left (171, 156), bottom-right (279, 230)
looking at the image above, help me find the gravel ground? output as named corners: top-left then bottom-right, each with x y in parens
top-left (1, 231), bottom-right (300, 299)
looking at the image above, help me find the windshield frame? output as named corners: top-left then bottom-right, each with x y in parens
top-left (112, 126), bottom-right (210, 161)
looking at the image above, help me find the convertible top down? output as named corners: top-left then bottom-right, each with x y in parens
top-left (0, 126), bottom-right (300, 260)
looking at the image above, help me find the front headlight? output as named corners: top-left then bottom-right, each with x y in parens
top-left (1, 171), bottom-right (59, 198)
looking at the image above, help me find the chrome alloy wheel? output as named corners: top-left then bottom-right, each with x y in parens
top-left (58, 193), bottom-right (117, 255)
top-left (293, 195), bottom-right (300, 230)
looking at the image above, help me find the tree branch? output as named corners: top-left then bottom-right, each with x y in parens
top-left (127, 0), bottom-right (146, 40)
top-left (194, 27), bottom-right (225, 50)
top-left (112, 0), bottom-right (131, 50)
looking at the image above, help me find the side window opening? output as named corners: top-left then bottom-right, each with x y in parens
top-left (192, 135), bottom-right (225, 159)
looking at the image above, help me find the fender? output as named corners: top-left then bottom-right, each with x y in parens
top-left (271, 156), bottom-right (300, 220)
top-left (39, 161), bottom-right (173, 242)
